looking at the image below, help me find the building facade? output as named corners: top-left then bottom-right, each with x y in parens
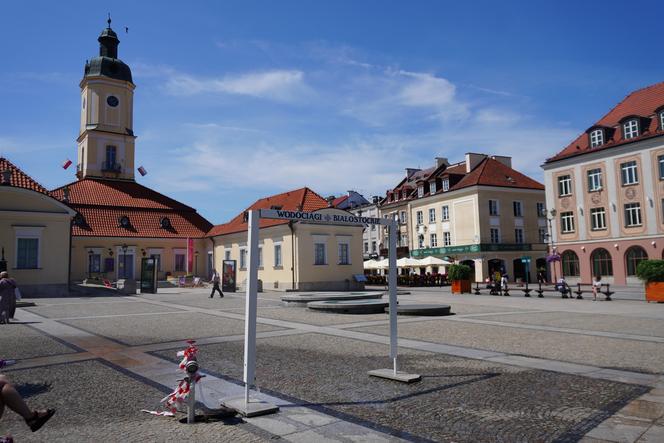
top-left (208, 187), bottom-right (364, 291)
top-left (51, 20), bottom-right (213, 284)
top-left (407, 154), bottom-right (547, 282)
top-left (543, 82), bottom-right (664, 285)
top-left (0, 159), bottom-right (76, 296)
top-left (345, 195), bottom-right (383, 260)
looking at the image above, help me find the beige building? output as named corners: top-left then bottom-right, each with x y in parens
top-left (0, 158), bottom-right (76, 296)
top-left (543, 81), bottom-right (664, 285)
top-left (208, 188), bottom-right (364, 291)
top-left (406, 153), bottom-right (547, 282)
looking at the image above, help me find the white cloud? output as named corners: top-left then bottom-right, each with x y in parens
top-left (164, 70), bottom-right (312, 103)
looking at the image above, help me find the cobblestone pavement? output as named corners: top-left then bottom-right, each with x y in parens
top-left (1, 287), bottom-right (663, 442)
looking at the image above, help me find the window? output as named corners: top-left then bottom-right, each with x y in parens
top-left (88, 252), bottom-right (101, 274)
top-left (274, 244), bottom-right (282, 267)
top-left (371, 224), bottom-right (376, 231)
top-left (371, 241), bottom-right (376, 252)
top-left (590, 207), bottom-right (607, 230)
top-left (590, 129), bottom-right (604, 147)
top-left (105, 145), bottom-right (117, 167)
top-left (416, 211), bottom-right (423, 225)
top-left (591, 248), bottom-right (613, 276)
top-left (558, 175), bottom-right (572, 196)
top-left (441, 205), bottom-right (450, 221)
top-left (314, 243), bottom-right (327, 265)
top-left (443, 232), bottom-right (451, 246)
top-left (538, 228), bottom-right (547, 243)
top-left (514, 228), bottom-right (524, 243)
top-left (240, 249), bottom-right (247, 269)
top-left (661, 112), bottom-right (664, 130)
top-left (417, 185), bottom-right (424, 198)
top-left (175, 253), bottom-right (186, 272)
top-left (418, 235), bottom-right (424, 249)
top-left (150, 253), bottom-right (162, 271)
top-left (430, 181), bottom-right (437, 194)
top-left (364, 242), bottom-right (369, 253)
top-left (400, 234), bottom-right (408, 247)
top-left (258, 247), bottom-right (263, 268)
top-left (400, 211), bottom-right (407, 224)
top-left (536, 202), bottom-right (546, 217)
top-left (490, 228), bottom-right (500, 243)
top-left (621, 161), bottom-right (638, 185)
top-left (625, 246), bottom-right (648, 276)
top-left (442, 178), bottom-right (450, 191)
top-left (560, 211), bottom-right (575, 233)
top-left (624, 203), bottom-right (642, 227)
top-left (623, 119), bottom-right (639, 139)
top-left (489, 199), bottom-right (499, 216)
top-left (562, 250), bottom-right (580, 277)
top-left (587, 168), bottom-right (603, 192)
top-left (430, 233), bottom-right (437, 247)
top-left (224, 250), bottom-right (231, 261)
top-left (513, 201), bottom-right (523, 217)
top-left (658, 155), bottom-right (664, 180)
top-left (428, 208), bottom-right (436, 223)
top-left (338, 243), bottom-right (350, 265)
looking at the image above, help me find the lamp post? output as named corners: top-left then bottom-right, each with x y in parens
top-left (121, 244), bottom-right (128, 280)
top-left (543, 209), bottom-right (558, 283)
top-left (88, 249), bottom-right (94, 279)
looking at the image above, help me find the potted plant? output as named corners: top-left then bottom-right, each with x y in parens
top-left (448, 264), bottom-right (472, 294)
top-left (636, 259), bottom-right (664, 302)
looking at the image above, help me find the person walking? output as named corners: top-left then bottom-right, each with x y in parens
top-left (0, 373), bottom-right (55, 435)
top-left (0, 272), bottom-right (17, 324)
top-left (592, 275), bottom-right (602, 301)
top-left (209, 269), bottom-right (224, 298)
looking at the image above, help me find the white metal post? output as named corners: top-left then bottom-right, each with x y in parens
top-left (187, 377), bottom-right (196, 424)
top-left (388, 221), bottom-right (398, 374)
top-left (244, 209), bottom-right (260, 409)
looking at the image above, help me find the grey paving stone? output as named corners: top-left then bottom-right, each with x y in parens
top-left (0, 323), bottom-right (79, 360)
top-left (585, 415), bottom-right (650, 443)
top-left (23, 300), bottom-right (183, 319)
top-left (638, 425), bottom-right (664, 442)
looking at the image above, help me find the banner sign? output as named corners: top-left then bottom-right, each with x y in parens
top-left (259, 209), bottom-right (390, 226)
top-left (412, 243), bottom-right (533, 257)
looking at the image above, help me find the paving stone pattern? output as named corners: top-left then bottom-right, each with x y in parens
top-left (0, 323), bottom-right (79, 360)
top-left (156, 333), bottom-right (647, 443)
top-left (0, 360), bottom-right (267, 442)
top-left (23, 300), bottom-right (183, 319)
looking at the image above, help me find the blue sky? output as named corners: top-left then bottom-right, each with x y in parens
top-left (1, 1), bottom-right (662, 223)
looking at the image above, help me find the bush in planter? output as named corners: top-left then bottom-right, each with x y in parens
top-left (448, 264), bottom-right (471, 281)
top-left (636, 260), bottom-right (664, 283)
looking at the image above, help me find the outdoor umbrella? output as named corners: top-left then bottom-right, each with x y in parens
top-left (363, 259), bottom-right (379, 270)
top-left (396, 257), bottom-right (421, 267)
top-left (417, 256), bottom-right (452, 266)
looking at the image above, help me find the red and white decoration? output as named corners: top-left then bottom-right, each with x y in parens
top-left (160, 339), bottom-right (202, 414)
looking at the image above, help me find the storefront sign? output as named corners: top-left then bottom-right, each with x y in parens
top-left (412, 243), bottom-right (532, 257)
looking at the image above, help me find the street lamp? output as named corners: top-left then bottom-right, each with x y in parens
top-left (121, 244), bottom-right (128, 280)
top-left (542, 208), bottom-right (558, 283)
top-left (87, 249), bottom-right (94, 279)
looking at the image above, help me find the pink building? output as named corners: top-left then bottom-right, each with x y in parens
top-left (542, 82), bottom-right (664, 285)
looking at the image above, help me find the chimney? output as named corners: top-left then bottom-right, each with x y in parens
top-left (435, 157), bottom-right (449, 168)
top-left (326, 196), bottom-right (336, 207)
top-left (490, 155), bottom-right (512, 168)
top-left (372, 196), bottom-right (380, 204)
top-left (464, 153), bottom-right (488, 173)
top-left (405, 168), bottom-right (421, 178)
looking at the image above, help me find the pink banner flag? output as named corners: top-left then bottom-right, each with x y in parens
top-left (187, 238), bottom-right (194, 274)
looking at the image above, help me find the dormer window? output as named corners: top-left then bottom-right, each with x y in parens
top-left (660, 111), bottom-right (664, 130)
top-left (442, 178), bottom-right (450, 192)
top-left (429, 181), bottom-right (437, 194)
top-left (589, 129), bottom-right (604, 148)
top-left (417, 185), bottom-right (424, 198)
top-left (623, 119), bottom-right (639, 139)
top-left (160, 217), bottom-right (172, 229)
top-left (118, 216), bottom-right (130, 228)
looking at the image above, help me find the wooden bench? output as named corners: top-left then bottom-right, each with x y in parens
top-left (573, 283), bottom-right (613, 301)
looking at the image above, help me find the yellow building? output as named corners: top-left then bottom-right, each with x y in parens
top-left (208, 188), bottom-right (364, 291)
top-left (407, 153), bottom-right (547, 283)
top-left (0, 158), bottom-right (76, 296)
top-left (49, 19), bottom-right (212, 285)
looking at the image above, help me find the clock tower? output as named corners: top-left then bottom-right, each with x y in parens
top-left (77, 17), bottom-right (136, 181)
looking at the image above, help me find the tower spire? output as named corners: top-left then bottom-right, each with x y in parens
top-left (107, 12), bottom-right (112, 28)
top-left (98, 14), bottom-right (119, 59)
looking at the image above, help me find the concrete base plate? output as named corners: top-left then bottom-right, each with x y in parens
top-left (367, 368), bottom-right (422, 383)
top-left (385, 304), bottom-right (451, 316)
top-left (220, 396), bottom-right (279, 417)
top-left (307, 299), bottom-right (389, 314)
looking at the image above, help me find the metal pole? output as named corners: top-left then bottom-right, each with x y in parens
top-left (243, 210), bottom-right (260, 410)
top-left (187, 376), bottom-right (196, 424)
top-left (388, 221), bottom-right (398, 375)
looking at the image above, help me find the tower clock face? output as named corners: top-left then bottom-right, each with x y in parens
top-left (106, 95), bottom-right (119, 107)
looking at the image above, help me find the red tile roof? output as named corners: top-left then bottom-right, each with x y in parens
top-left (332, 195), bottom-right (348, 207)
top-left (207, 187), bottom-right (329, 237)
top-left (452, 158), bottom-right (544, 191)
top-left (547, 81), bottom-right (664, 163)
top-left (51, 178), bottom-right (212, 238)
top-left (0, 157), bottom-right (49, 194)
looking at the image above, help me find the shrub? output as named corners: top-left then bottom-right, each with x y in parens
top-left (636, 259), bottom-right (664, 284)
top-left (448, 264), bottom-right (471, 281)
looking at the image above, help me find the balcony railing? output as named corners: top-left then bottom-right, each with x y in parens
top-left (102, 161), bottom-right (122, 173)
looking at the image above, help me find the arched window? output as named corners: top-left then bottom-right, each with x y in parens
top-left (561, 250), bottom-right (580, 276)
top-left (591, 248), bottom-right (613, 277)
top-left (625, 246), bottom-right (648, 276)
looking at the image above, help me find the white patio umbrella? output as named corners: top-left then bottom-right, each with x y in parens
top-left (375, 258), bottom-right (389, 269)
top-left (363, 259), bottom-right (379, 270)
top-left (396, 257), bottom-right (421, 268)
top-left (417, 256), bottom-right (452, 266)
